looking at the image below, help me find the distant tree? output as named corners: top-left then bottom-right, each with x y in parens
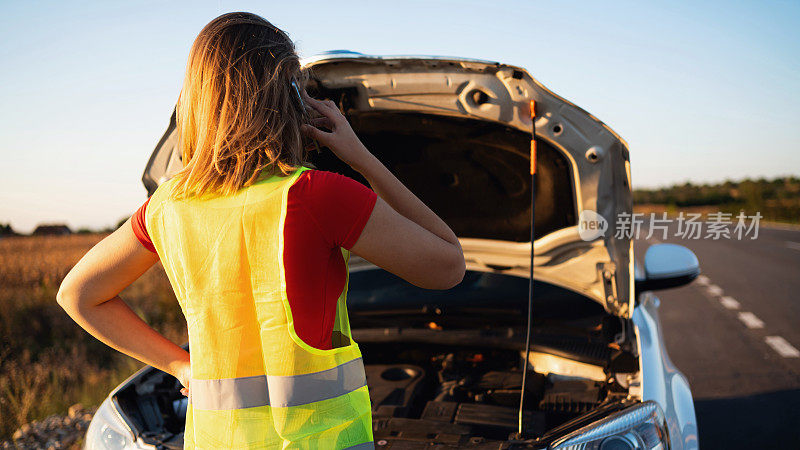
top-left (32, 224), bottom-right (72, 235)
top-left (0, 223), bottom-right (16, 236)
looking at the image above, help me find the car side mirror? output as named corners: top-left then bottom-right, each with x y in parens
top-left (635, 243), bottom-right (700, 294)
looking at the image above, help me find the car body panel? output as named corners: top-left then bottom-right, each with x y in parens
top-left (633, 290), bottom-right (699, 450)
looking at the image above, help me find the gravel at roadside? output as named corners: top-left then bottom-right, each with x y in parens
top-left (1, 403), bottom-right (97, 450)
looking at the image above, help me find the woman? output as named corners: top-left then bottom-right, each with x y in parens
top-left (57, 11), bottom-right (465, 450)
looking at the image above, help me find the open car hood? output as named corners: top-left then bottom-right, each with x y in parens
top-left (142, 52), bottom-right (633, 317)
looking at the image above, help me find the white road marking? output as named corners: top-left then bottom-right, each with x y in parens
top-left (738, 312), bottom-right (765, 329)
top-left (720, 296), bottom-right (741, 310)
top-left (786, 241), bottom-right (800, 251)
top-left (692, 274), bottom-right (797, 358)
top-left (765, 336), bottom-right (800, 358)
top-left (706, 284), bottom-right (724, 296)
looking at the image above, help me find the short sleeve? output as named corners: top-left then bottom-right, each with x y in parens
top-left (298, 170), bottom-right (378, 250)
top-left (131, 197), bottom-right (157, 253)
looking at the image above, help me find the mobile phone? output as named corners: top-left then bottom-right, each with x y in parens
top-left (291, 80), bottom-right (321, 153)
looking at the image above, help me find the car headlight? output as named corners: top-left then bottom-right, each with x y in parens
top-left (83, 396), bottom-right (136, 450)
top-left (550, 401), bottom-right (669, 450)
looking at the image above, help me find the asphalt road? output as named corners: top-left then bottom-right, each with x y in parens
top-left (634, 222), bottom-right (800, 449)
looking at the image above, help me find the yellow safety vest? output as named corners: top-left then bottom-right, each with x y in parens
top-left (145, 164), bottom-right (374, 449)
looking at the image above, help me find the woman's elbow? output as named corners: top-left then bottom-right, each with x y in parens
top-left (56, 279), bottom-right (80, 311)
top-left (56, 282), bottom-right (72, 308)
top-left (445, 257), bottom-right (467, 289)
top-left (431, 246), bottom-right (466, 290)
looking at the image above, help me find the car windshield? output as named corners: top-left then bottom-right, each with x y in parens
top-left (346, 268), bottom-right (604, 325)
top-left (348, 269), bottom-right (526, 310)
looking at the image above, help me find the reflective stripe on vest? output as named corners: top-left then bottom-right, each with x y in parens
top-left (189, 357), bottom-right (367, 410)
top-left (146, 165), bottom-right (374, 449)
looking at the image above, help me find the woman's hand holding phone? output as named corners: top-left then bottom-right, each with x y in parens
top-left (299, 90), bottom-right (374, 172)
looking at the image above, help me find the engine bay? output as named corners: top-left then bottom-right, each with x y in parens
top-left (113, 336), bottom-right (637, 449)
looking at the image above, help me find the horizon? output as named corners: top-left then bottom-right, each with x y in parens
top-left (5, 174), bottom-right (796, 235)
top-left (2, 1), bottom-right (798, 233)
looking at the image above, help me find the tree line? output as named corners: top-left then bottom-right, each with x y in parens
top-left (634, 176), bottom-right (800, 224)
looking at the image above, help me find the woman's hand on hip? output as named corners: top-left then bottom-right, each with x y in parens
top-left (174, 360), bottom-right (191, 397)
top-left (299, 90), bottom-right (373, 171)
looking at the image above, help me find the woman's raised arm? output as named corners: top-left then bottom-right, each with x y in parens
top-left (300, 92), bottom-right (465, 289)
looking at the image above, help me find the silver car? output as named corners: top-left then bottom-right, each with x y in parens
top-left (85, 52), bottom-right (699, 449)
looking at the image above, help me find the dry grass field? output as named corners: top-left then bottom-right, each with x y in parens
top-left (0, 233), bottom-right (187, 441)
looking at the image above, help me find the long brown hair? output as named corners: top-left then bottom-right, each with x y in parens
top-left (171, 12), bottom-right (310, 199)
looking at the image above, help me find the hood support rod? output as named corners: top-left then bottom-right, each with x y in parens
top-left (518, 99), bottom-right (537, 437)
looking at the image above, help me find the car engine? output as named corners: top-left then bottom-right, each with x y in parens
top-left (360, 343), bottom-right (631, 448)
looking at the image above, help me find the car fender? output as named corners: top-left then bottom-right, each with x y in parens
top-left (633, 292), bottom-right (699, 450)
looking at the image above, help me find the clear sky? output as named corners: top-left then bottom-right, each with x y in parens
top-left (1, 1), bottom-right (798, 233)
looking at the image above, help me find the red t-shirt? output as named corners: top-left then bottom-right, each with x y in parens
top-left (131, 169), bottom-right (378, 350)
